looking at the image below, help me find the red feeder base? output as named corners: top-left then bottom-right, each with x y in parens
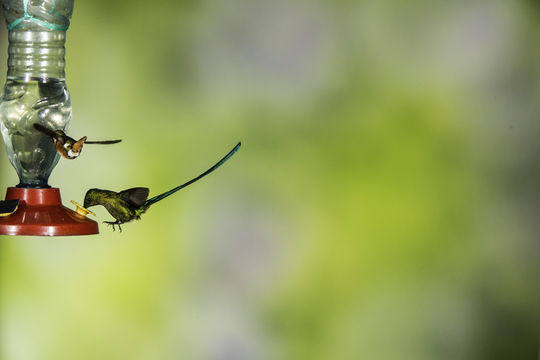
top-left (0, 187), bottom-right (99, 236)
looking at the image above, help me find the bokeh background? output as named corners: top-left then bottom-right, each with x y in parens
top-left (1, 0), bottom-right (540, 359)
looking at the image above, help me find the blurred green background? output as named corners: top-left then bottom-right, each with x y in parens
top-left (1, 0), bottom-right (540, 359)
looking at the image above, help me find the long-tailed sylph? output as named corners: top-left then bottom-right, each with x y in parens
top-left (83, 142), bottom-right (241, 231)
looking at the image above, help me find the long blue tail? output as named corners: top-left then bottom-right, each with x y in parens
top-left (144, 142), bottom-right (241, 208)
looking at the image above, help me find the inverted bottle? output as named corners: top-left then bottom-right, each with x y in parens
top-left (0, 0), bottom-right (73, 187)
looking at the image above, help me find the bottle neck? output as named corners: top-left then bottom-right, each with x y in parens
top-left (7, 30), bottom-right (66, 82)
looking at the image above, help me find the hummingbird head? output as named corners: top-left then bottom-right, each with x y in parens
top-left (66, 136), bottom-right (86, 159)
top-left (84, 188), bottom-right (100, 208)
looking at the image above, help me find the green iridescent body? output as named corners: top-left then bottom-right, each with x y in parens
top-left (83, 142), bottom-right (241, 232)
top-left (84, 188), bottom-right (148, 226)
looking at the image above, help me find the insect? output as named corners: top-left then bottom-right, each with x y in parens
top-left (83, 142), bottom-right (241, 231)
top-left (34, 123), bottom-right (121, 159)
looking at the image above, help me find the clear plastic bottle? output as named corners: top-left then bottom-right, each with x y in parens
top-left (0, 0), bottom-right (73, 187)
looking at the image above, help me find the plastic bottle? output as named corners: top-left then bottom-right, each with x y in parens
top-left (0, 0), bottom-right (73, 187)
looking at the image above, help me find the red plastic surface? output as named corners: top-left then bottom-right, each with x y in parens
top-left (0, 187), bottom-right (99, 236)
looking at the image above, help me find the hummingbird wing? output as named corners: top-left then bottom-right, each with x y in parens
top-left (34, 123), bottom-right (57, 137)
top-left (34, 123), bottom-right (68, 144)
top-left (118, 187), bottom-right (149, 208)
top-left (85, 139), bottom-right (122, 144)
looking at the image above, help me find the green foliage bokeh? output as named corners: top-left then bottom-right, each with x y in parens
top-left (0, 1), bottom-right (539, 359)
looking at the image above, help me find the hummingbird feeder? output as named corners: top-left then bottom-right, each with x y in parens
top-left (0, 0), bottom-right (98, 236)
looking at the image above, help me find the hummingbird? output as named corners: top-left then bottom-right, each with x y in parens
top-left (33, 123), bottom-right (122, 159)
top-left (83, 142), bottom-right (241, 232)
